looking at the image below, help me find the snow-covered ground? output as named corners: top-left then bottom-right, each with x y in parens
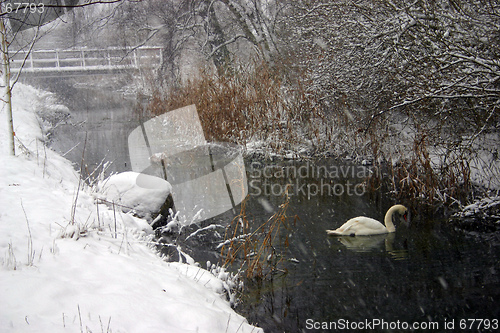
top-left (0, 83), bottom-right (262, 333)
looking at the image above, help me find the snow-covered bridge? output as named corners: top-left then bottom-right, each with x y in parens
top-left (10, 46), bottom-right (162, 77)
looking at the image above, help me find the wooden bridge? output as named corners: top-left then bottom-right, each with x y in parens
top-left (10, 46), bottom-right (163, 77)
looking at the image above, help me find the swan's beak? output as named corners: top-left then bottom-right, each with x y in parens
top-left (402, 211), bottom-right (409, 225)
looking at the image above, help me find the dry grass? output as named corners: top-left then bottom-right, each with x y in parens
top-left (141, 61), bottom-right (327, 154)
top-left (219, 186), bottom-right (297, 279)
top-left (389, 135), bottom-right (472, 208)
top-left (362, 110), bottom-right (480, 212)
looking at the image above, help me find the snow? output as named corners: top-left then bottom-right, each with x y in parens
top-left (455, 196), bottom-right (500, 218)
top-left (97, 171), bottom-right (172, 220)
top-left (0, 83), bottom-right (262, 333)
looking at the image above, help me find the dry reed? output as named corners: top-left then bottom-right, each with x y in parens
top-left (220, 186), bottom-right (297, 279)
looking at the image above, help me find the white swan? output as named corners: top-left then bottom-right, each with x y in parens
top-left (326, 204), bottom-right (408, 236)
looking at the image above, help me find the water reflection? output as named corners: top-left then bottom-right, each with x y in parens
top-left (335, 233), bottom-right (388, 251)
top-left (330, 233), bottom-right (409, 260)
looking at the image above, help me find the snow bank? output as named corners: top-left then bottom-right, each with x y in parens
top-left (0, 83), bottom-right (262, 333)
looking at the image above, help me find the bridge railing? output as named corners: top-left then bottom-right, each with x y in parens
top-left (10, 46), bottom-right (163, 74)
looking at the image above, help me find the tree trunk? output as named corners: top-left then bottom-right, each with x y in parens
top-left (0, 15), bottom-right (15, 156)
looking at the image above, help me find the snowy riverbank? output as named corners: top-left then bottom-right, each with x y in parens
top-left (0, 83), bottom-right (262, 332)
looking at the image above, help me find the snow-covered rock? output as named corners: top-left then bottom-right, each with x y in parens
top-left (98, 171), bottom-right (173, 218)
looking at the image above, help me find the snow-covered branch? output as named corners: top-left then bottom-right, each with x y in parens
top-left (216, 233), bottom-right (252, 249)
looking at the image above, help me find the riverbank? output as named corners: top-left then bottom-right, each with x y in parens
top-left (0, 83), bottom-right (262, 332)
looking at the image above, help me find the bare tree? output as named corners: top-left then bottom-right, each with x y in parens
top-left (101, 0), bottom-right (283, 85)
top-left (279, 0), bottom-right (499, 133)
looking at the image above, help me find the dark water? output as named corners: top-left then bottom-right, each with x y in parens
top-left (230, 161), bottom-right (500, 333)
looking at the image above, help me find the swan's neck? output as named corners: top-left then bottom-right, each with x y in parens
top-left (384, 206), bottom-right (398, 232)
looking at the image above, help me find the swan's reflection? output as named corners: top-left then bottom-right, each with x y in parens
top-left (336, 233), bottom-right (408, 259)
